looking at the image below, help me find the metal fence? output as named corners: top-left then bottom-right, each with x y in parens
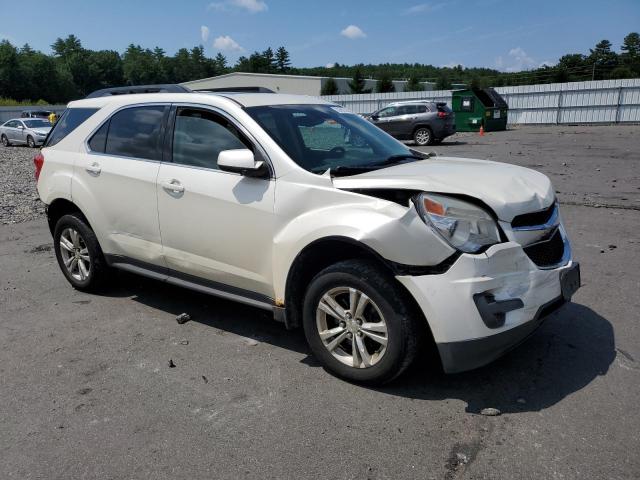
top-left (0, 105), bottom-right (66, 124)
top-left (321, 78), bottom-right (640, 124)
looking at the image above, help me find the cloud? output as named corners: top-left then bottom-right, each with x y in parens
top-left (208, 0), bottom-right (267, 13)
top-left (201, 26), bottom-right (210, 43)
top-left (341, 25), bottom-right (366, 39)
top-left (325, 63), bottom-right (336, 68)
top-left (495, 47), bottom-right (537, 71)
top-left (403, 2), bottom-right (446, 15)
top-left (213, 35), bottom-right (244, 52)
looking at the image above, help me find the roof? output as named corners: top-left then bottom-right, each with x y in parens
top-left (182, 71), bottom-right (414, 85)
top-left (67, 92), bottom-right (337, 109)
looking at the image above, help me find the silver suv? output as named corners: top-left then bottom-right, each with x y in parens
top-left (368, 101), bottom-right (456, 146)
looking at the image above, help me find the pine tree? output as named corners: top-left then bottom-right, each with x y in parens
top-left (320, 77), bottom-right (339, 95)
top-left (262, 47), bottom-right (276, 72)
top-left (621, 33), bottom-right (640, 59)
top-left (275, 46), bottom-right (291, 72)
top-left (435, 74), bottom-right (450, 90)
top-left (404, 74), bottom-right (424, 92)
top-left (349, 68), bottom-right (369, 93)
top-left (215, 52), bottom-right (228, 72)
top-left (375, 73), bottom-right (395, 93)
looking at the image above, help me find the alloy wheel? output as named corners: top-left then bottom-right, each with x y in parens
top-left (59, 227), bottom-right (91, 281)
top-left (315, 286), bottom-right (388, 368)
top-left (415, 129), bottom-right (431, 145)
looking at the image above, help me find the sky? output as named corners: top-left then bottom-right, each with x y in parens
top-left (1, 0), bottom-right (638, 71)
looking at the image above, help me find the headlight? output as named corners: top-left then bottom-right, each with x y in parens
top-left (415, 193), bottom-right (501, 253)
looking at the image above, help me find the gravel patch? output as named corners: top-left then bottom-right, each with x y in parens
top-left (0, 145), bottom-right (46, 225)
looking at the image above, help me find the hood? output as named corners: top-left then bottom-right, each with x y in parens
top-left (332, 157), bottom-right (554, 222)
top-left (30, 127), bottom-right (51, 135)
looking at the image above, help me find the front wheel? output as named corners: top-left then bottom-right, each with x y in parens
top-left (27, 135), bottom-right (36, 148)
top-left (53, 213), bottom-right (111, 292)
top-left (413, 127), bottom-right (433, 146)
top-left (1, 135), bottom-right (10, 147)
top-left (302, 260), bottom-right (422, 385)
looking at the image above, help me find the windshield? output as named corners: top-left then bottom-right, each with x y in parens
top-left (245, 104), bottom-right (417, 175)
top-left (23, 119), bottom-right (51, 128)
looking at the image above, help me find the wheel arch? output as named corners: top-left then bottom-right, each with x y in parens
top-left (46, 198), bottom-right (93, 235)
top-left (412, 123), bottom-right (433, 136)
top-left (282, 236), bottom-right (434, 338)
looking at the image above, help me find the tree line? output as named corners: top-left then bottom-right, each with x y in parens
top-left (0, 33), bottom-right (638, 104)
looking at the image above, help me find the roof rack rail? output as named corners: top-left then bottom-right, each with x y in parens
top-left (85, 84), bottom-right (192, 99)
top-left (190, 86), bottom-right (276, 94)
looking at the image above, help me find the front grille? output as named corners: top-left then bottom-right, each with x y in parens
top-left (523, 228), bottom-right (565, 267)
top-left (512, 202), bottom-right (556, 228)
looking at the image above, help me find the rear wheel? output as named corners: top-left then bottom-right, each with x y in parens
top-left (53, 213), bottom-right (110, 292)
top-left (302, 259), bottom-right (422, 385)
top-left (27, 135), bottom-right (35, 148)
top-left (414, 127), bottom-right (433, 146)
top-left (1, 135), bottom-right (9, 147)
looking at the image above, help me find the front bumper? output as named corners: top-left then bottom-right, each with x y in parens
top-left (397, 239), bottom-right (578, 373)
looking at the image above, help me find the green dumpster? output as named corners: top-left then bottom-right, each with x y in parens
top-left (452, 87), bottom-right (508, 132)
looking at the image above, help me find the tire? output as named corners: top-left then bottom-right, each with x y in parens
top-left (1, 135), bottom-right (9, 147)
top-left (27, 135), bottom-right (35, 148)
top-left (302, 259), bottom-right (422, 385)
top-left (413, 127), bottom-right (433, 146)
top-left (53, 213), bottom-right (111, 292)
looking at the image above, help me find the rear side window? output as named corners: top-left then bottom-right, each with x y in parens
top-left (88, 122), bottom-right (109, 153)
top-left (45, 108), bottom-right (98, 147)
top-left (105, 106), bottom-right (166, 161)
top-left (172, 108), bottom-right (250, 169)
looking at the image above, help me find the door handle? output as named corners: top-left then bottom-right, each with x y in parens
top-left (85, 162), bottom-right (101, 175)
top-left (161, 179), bottom-right (185, 193)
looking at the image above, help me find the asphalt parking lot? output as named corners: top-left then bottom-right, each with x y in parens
top-left (1, 125), bottom-right (639, 479)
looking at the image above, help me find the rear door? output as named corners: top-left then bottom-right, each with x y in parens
top-left (156, 105), bottom-right (276, 298)
top-left (77, 105), bottom-right (168, 266)
top-left (4, 121), bottom-right (20, 142)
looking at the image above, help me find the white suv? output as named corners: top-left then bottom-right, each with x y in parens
top-left (35, 91), bottom-right (580, 384)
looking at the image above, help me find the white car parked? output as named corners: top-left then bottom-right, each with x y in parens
top-left (35, 90), bottom-right (580, 384)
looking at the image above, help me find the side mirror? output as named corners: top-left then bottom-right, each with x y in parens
top-left (370, 115), bottom-right (379, 121)
top-left (218, 149), bottom-right (268, 178)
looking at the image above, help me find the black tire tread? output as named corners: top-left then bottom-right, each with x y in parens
top-left (53, 213), bottom-right (111, 292)
top-left (303, 259), bottom-right (423, 385)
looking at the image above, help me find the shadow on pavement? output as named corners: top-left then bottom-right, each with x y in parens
top-left (106, 272), bottom-right (615, 413)
top-left (380, 303), bottom-right (615, 414)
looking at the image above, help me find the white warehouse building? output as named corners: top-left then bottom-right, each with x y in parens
top-left (182, 72), bottom-right (435, 96)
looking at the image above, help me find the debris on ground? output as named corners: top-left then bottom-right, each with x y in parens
top-left (176, 313), bottom-right (191, 324)
top-left (516, 398), bottom-right (527, 404)
top-left (202, 375), bottom-right (208, 384)
top-left (243, 338), bottom-right (259, 346)
top-left (480, 407), bottom-right (501, 416)
top-left (180, 339), bottom-right (189, 345)
top-left (168, 359), bottom-right (176, 368)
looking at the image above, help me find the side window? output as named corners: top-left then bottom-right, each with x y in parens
top-left (377, 107), bottom-right (397, 118)
top-left (105, 106), bottom-right (166, 161)
top-left (461, 97), bottom-right (474, 112)
top-left (45, 108), bottom-right (99, 147)
top-left (172, 108), bottom-right (250, 170)
top-left (416, 105), bottom-right (428, 113)
top-left (88, 121), bottom-right (109, 153)
top-left (6, 120), bottom-right (18, 128)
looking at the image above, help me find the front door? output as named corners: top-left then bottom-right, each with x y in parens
top-left (157, 106), bottom-right (276, 298)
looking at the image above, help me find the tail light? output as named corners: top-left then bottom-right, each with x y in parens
top-left (437, 111), bottom-right (448, 118)
top-left (33, 152), bottom-right (44, 181)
